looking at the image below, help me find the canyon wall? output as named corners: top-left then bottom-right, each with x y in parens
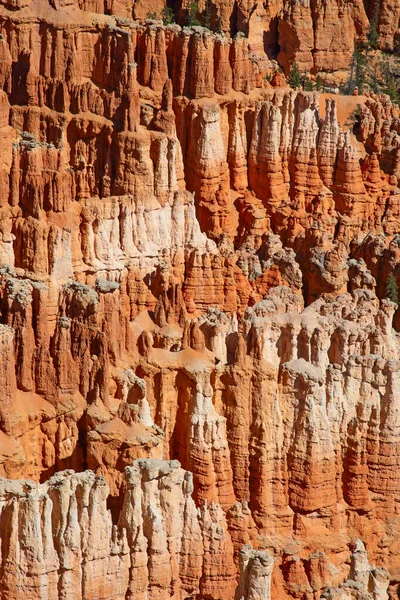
top-left (0, 0), bottom-right (400, 598)
top-left (0, 463), bottom-right (391, 600)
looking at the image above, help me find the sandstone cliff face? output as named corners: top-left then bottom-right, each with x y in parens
top-left (1, 0), bottom-right (400, 598)
top-left (0, 461), bottom-right (202, 600)
top-left (0, 465), bottom-right (391, 600)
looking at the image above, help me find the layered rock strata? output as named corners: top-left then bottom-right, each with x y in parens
top-left (0, 464), bottom-right (391, 600)
top-left (0, 0), bottom-right (400, 599)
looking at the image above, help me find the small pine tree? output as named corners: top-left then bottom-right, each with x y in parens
top-left (288, 61), bottom-right (301, 89)
top-left (379, 59), bottom-right (400, 104)
top-left (385, 74), bottom-right (399, 104)
top-left (367, 16), bottom-right (379, 49)
top-left (355, 47), bottom-right (367, 91)
top-left (186, 0), bottom-right (201, 26)
top-left (161, 5), bottom-right (175, 24)
top-left (303, 76), bottom-right (314, 91)
top-left (370, 69), bottom-right (380, 93)
top-left (345, 42), bottom-right (368, 94)
top-left (203, 0), bottom-right (212, 29)
top-left (367, 0), bottom-right (380, 49)
top-left (315, 75), bottom-right (323, 91)
top-left (386, 272), bottom-right (399, 305)
top-left (146, 10), bottom-right (158, 19)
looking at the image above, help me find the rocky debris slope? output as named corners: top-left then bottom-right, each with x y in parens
top-left (0, 0), bottom-right (400, 598)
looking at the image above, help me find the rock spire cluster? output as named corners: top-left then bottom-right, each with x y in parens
top-left (0, 0), bottom-right (400, 598)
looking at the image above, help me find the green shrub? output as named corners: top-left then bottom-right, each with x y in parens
top-left (202, 0), bottom-right (212, 29)
top-left (186, 0), bottom-right (201, 26)
top-left (288, 61), bottom-right (301, 89)
top-left (345, 104), bottom-right (362, 128)
top-left (161, 5), bottom-right (175, 24)
top-left (386, 272), bottom-right (399, 305)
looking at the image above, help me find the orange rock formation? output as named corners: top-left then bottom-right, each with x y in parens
top-left (0, 0), bottom-right (400, 598)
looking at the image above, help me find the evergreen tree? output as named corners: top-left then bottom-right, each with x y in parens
top-left (345, 42), bottom-right (368, 94)
top-left (385, 75), bottom-right (400, 104)
top-left (215, 15), bottom-right (222, 33)
top-left (381, 60), bottom-right (400, 103)
top-left (288, 61), bottom-right (301, 89)
top-left (369, 67), bottom-right (380, 93)
top-left (161, 5), bottom-right (175, 24)
top-left (186, 0), bottom-right (201, 25)
top-left (203, 0), bottom-right (212, 29)
top-left (303, 76), bottom-right (314, 91)
top-left (386, 272), bottom-right (399, 305)
top-left (367, 0), bottom-right (380, 49)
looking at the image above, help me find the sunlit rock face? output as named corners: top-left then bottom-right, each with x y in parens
top-left (0, 0), bottom-right (400, 598)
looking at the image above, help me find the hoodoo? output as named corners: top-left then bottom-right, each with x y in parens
top-left (0, 0), bottom-right (399, 597)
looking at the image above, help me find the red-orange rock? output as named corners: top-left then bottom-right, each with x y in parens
top-left (0, 1), bottom-right (400, 598)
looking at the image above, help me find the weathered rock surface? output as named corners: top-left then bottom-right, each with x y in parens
top-left (1, 0), bottom-right (400, 598)
top-left (0, 461), bottom-right (203, 599)
top-left (321, 539), bottom-right (390, 600)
